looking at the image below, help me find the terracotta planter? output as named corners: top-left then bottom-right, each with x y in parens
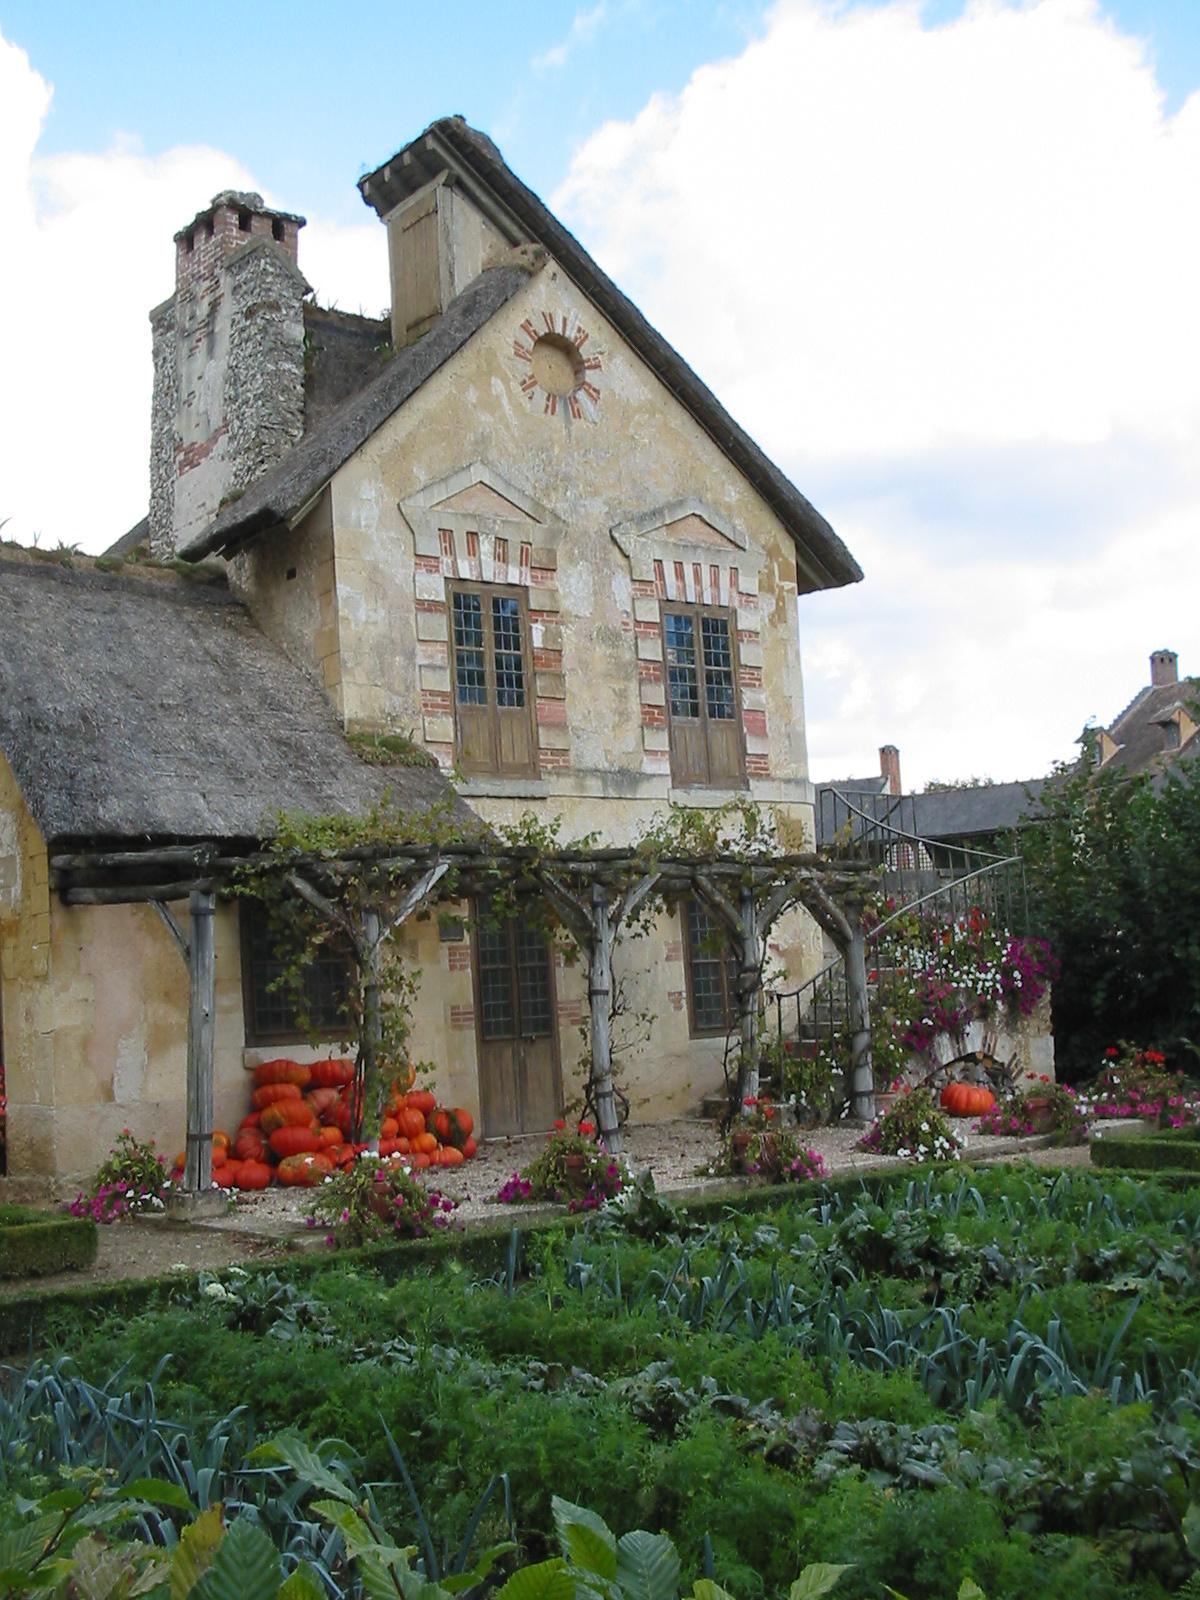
top-left (561, 1153), bottom-right (590, 1193)
top-left (1023, 1095), bottom-right (1057, 1134)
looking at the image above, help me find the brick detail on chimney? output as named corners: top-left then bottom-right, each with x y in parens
top-left (879, 744), bottom-right (902, 795)
top-left (1150, 649), bottom-right (1178, 688)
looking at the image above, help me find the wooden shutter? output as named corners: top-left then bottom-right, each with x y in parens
top-left (662, 604), bottom-right (745, 788)
top-left (449, 583), bottom-right (537, 777)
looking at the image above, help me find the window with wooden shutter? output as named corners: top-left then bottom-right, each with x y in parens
top-left (682, 898), bottom-right (739, 1036)
top-left (449, 583), bottom-right (538, 777)
top-left (662, 604), bottom-right (745, 787)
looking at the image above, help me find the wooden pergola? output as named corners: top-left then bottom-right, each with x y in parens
top-left (51, 840), bottom-right (877, 1196)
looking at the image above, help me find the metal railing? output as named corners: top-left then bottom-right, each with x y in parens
top-left (770, 788), bottom-right (1031, 1096)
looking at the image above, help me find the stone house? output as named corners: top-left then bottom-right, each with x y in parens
top-left (0, 117), bottom-right (861, 1186)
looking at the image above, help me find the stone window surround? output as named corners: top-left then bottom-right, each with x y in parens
top-left (400, 463), bottom-right (569, 772)
top-left (610, 499), bottom-right (770, 782)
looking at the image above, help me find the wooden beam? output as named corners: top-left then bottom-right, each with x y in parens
top-left (588, 882), bottom-right (622, 1156)
top-left (151, 900), bottom-right (189, 964)
top-left (62, 880), bottom-right (215, 906)
top-left (184, 890), bottom-right (216, 1194)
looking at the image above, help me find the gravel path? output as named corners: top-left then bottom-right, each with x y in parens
top-left (4, 1118), bottom-right (1113, 1296)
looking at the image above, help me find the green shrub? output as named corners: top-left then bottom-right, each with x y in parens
top-left (1091, 1129), bottom-right (1200, 1175)
top-left (0, 1208), bottom-right (96, 1278)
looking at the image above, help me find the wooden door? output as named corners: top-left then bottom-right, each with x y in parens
top-left (474, 912), bottom-right (562, 1136)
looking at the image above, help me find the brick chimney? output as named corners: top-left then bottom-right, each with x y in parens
top-left (149, 191), bottom-right (309, 557)
top-left (879, 744), bottom-right (902, 795)
top-left (1150, 649), bottom-right (1178, 688)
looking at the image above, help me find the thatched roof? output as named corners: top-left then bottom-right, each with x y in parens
top-left (357, 117), bottom-right (861, 594)
top-left (0, 552), bottom-right (469, 846)
top-left (180, 263), bottom-right (533, 559)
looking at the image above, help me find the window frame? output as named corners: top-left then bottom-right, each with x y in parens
top-left (240, 902), bottom-right (353, 1047)
top-left (448, 580), bottom-right (539, 779)
top-left (681, 898), bottom-right (739, 1039)
top-left (660, 601), bottom-right (746, 789)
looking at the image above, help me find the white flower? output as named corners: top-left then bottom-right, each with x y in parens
top-left (203, 1282), bottom-right (230, 1301)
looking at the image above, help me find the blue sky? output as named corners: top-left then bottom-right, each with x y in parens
top-left (10, 0), bottom-right (1199, 212)
top-left (3, 1), bottom-right (1199, 785)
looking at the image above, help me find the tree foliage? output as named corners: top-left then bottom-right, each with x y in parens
top-left (1018, 753), bottom-right (1200, 1077)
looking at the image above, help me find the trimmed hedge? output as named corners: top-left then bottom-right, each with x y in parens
top-left (1091, 1127), bottom-right (1200, 1176)
top-left (0, 1205), bottom-right (97, 1280)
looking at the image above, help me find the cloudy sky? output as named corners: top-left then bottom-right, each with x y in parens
top-left (2, 0), bottom-right (1197, 789)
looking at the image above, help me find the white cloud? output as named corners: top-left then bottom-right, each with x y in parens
top-left (554, 0), bottom-right (1200, 783)
top-left (0, 30), bottom-right (387, 550)
top-left (532, 4), bottom-right (608, 72)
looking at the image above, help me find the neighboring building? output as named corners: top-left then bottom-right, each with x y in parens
top-left (0, 117), bottom-right (861, 1184)
top-left (1085, 649), bottom-right (1198, 778)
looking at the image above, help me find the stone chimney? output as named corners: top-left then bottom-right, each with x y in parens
top-left (1150, 649), bottom-right (1178, 688)
top-left (879, 744), bottom-right (902, 795)
top-left (149, 191), bottom-right (309, 557)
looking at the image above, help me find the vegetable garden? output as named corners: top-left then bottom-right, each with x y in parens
top-left (4, 1163), bottom-right (1200, 1598)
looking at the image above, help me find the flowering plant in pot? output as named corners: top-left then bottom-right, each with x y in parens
top-left (857, 1085), bottom-right (963, 1163)
top-left (497, 1120), bottom-right (628, 1208)
top-left (975, 1073), bottom-right (1088, 1142)
top-left (1084, 1043), bottom-right (1194, 1126)
top-left (67, 1129), bottom-right (171, 1223)
top-left (307, 1152), bottom-right (454, 1245)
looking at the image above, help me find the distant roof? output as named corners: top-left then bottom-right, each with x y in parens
top-left (910, 780), bottom-right (1046, 840)
top-left (0, 552), bottom-right (469, 846)
top-left (180, 263), bottom-right (533, 559)
top-left (818, 776), bottom-right (887, 797)
top-left (1103, 676), bottom-right (1199, 777)
top-left (357, 118), bottom-right (861, 594)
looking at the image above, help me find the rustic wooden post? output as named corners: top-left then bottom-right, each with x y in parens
top-left (589, 882), bottom-right (623, 1156)
top-left (184, 890), bottom-right (216, 1193)
top-left (844, 897), bottom-right (875, 1122)
top-left (736, 884), bottom-right (760, 1105)
top-left (360, 906), bottom-right (383, 1144)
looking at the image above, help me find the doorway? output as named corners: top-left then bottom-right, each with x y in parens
top-left (473, 911), bottom-right (562, 1136)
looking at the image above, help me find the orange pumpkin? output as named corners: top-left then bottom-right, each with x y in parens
top-left (213, 1161), bottom-right (239, 1188)
top-left (269, 1125), bottom-right (323, 1158)
top-left (940, 1082), bottom-right (997, 1117)
top-left (252, 1082), bottom-right (303, 1111)
top-left (413, 1131), bottom-right (438, 1155)
top-left (253, 1058), bottom-right (312, 1089)
top-left (451, 1107), bottom-right (474, 1140)
top-left (317, 1125), bottom-right (342, 1147)
top-left (236, 1159), bottom-right (272, 1190)
top-left (407, 1088), bottom-right (436, 1116)
top-left (431, 1109), bottom-right (453, 1143)
top-left (399, 1107), bottom-right (426, 1141)
top-left (211, 1142), bottom-right (228, 1168)
top-left (409, 1152), bottom-right (430, 1170)
top-left (463, 1136), bottom-right (478, 1159)
top-left (440, 1145), bottom-right (465, 1167)
top-left (395, 1136), bottom-right (411, 1155)
top-left (309, 1057), bottom-right (355, 1089)
top-left (239, 1111), bottom-right (262, 1130)
top-left (260, 1099), bottom-right (318, 1134)
top-left (276, 1152), bottom-right (333, 1187)
top-left (234, 1127), bottom-right (268, 1163)
top-left (381, 1116), bottom-right (399, 1140)
top-left (305, 1087), bottom-right (342, 1120)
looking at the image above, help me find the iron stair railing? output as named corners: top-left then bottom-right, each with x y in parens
top-left (770, 788), bottom-right (1030, 1098)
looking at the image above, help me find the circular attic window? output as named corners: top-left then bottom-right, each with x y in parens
top-left (530, 332), bottom-right (585, 397)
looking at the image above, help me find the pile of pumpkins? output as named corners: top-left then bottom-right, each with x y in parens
top-left (169, 1057), bottom-right (478, 1190)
